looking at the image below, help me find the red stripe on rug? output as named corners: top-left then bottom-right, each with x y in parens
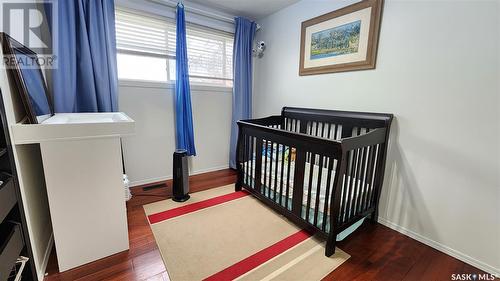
top-left (148, 190), bottom-right (250, 224)
top-left (203, 230), bottom-right (312, 281)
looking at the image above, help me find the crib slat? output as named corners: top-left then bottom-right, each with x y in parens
top-left (269, 142), bottom-right (273, 198)
top-left (292, 149), bottom-right (306, 217)
top-left (305, 122), bottom-right (311, 162)
top-left (285, 147), bottom-right (292, 210)
top-left (240, 134), bottom-right (245, 184)
top-left (356, 146), bottom-right (367, 213)
top-left (250, 137), bottom-right (255, 188)
top-left (322, 158), bottom-right (334, 231)
top-left (340, 151), bottom-right (350, 223)
top-left (339, 151), bottom-right (351, 223)
top-left (268, 142), bottom-right (274, 198)
top-left (361, 144), bottom-right (371, 211)
top-left (345, 148), bottom-right (358, 222)
top-left (244, 134), bottom-right (249, 185)
top-left (358, 145), bottom-right (369, 212)
top-left (273, 143), bottom-right (279, 202)
top-left (279, 144), bottom-right (285, 206)
top-left (254, 138), bottom-right (263, 193)
top-left (271, 142), bottom-right (276, 200)
top-left (262, 140), bottom-right (268, 194)
top-left (353, 145), bottom-right (365, 216)
top-left (267, 141), bottom-right (272, 197)
top-left (313, 155), bottom-right (324, 227)
top-left (365, 144), bottom-right (377, 210)
top-left (342, 150), bottom-right (352, 223)
top-left (351, 145), bottom-right (362, 217)
top-left (362, 145), bottom-right (374, 211)
top-left (249, 135), bottom-right (253, 185)
top-left (242, 134), bottom-right (247, 185)
top-left (362, 145), bottom-right (375, 211)
top-left (305, 153), bottom-right (315, 222)
top-left (368, 145), bottom-right (381, 208)
top-left (268, 142), bottom-right (273, 198)
top-left (351, 148), bottom-right (362, 219)
top-left (330, 151), bottom-right (348, 232)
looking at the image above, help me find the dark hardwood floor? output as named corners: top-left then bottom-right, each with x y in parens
top-left (44, 169), bottom-right (490, 281)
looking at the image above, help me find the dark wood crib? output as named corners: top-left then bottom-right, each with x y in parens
top-left (235, 107), bottom-right (393, 256)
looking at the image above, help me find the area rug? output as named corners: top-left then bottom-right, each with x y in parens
top-left (144, 184), bottom-right (350, 281)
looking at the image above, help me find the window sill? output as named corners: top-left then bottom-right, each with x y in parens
top-left (118, 79), bottom-right (233, 93)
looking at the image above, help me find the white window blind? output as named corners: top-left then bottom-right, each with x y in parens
top-left (115, 8), bottom-right (176, 58)
top-left (185, 25), bottom-right (233, 85)
top-left (115, 8), bottom-right (233, 87)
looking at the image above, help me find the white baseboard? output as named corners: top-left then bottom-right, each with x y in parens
top-left (38, 233), bottom-right (54, 281)
top-left (190, 165), bottom-right (230, 176)
top-left (129, 175), bottom-right (170, 187)
top-left (377, 217), bottom-right (499, 277)
top-left (129, 165), bottom-right (230, 187)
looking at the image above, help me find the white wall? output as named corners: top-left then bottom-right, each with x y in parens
top-left (119, 81), bottom-right (232, 186)
top-left (253, 0), bottom-right (499, 275)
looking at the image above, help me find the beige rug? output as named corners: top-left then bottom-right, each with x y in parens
top-left (144, 184), bottom-right (349, 281)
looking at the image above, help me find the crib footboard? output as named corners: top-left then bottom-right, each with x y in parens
top-left (237, 119), bottom-right (341, 230)
top-left (236, 115), bottom-right (390, 257)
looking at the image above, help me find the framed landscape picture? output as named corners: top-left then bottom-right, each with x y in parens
top-left (299, 0), bottom-right (383, 75)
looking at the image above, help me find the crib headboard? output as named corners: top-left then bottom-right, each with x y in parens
top-left (281, 107), bottom-right (393, 139)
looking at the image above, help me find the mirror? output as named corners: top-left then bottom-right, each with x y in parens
top-left (1, 32), bottom-right (53, 124)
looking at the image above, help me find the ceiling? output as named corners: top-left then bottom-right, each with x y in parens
top-left (186, 0), bottom-right (300, 20)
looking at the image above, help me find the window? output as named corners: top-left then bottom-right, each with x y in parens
top-left (115, 8), bottom-right (233, 87)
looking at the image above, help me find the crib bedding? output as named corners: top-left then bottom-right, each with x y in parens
top-left (242, 157), bottom-right (373, 229)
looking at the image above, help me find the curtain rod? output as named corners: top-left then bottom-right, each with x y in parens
top-left (148, 0), bottom-right (261, 30)
top-left (149, 0), bottom-right (234, 24)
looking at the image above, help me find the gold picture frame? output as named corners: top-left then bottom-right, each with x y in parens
top-left (299, 0), bottom-right (384, 76)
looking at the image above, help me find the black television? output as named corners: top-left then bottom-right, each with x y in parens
top-left (1, 32), bottom-right (53, 124)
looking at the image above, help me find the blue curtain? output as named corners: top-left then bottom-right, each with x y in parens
top-left (52, 0), bottom-right (118, 113)
top-left (175, 3), bottom-right (196, 156)
top-left (229, 17), bottom-right (257, 169)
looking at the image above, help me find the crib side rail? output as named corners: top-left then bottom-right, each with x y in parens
top-left (341, 127), bottom-right (386, 150)
top-left (242, 115), bottom-right (283, 127)
top-left (331, 127), bottom-right (389, 232)
top-left (236, 121), bottom-right (342, 236)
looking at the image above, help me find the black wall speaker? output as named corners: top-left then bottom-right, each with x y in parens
top-left (172, 149), bottom-right (190, 202)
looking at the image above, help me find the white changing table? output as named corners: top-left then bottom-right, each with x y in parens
top-left (11, 112), bottom-right (135, 272)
